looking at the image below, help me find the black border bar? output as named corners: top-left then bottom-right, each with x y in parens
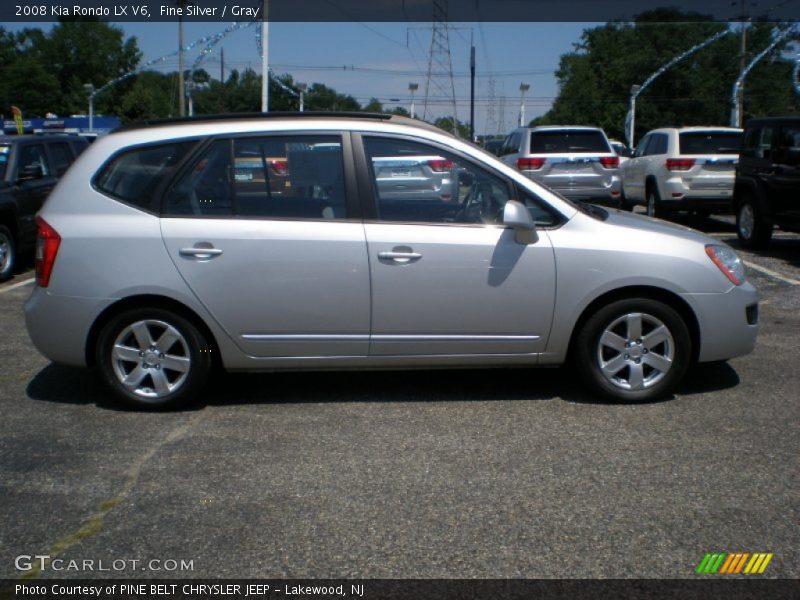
top-left (2, 579), bottom-right (799, 600)
top-left (3, 0), bottom-right (799, 23)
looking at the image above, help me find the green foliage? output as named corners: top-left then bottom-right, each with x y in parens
top-left (534, 10), bottom-right (800, 142)
top-left (433, 116), bottom-right (471, 138)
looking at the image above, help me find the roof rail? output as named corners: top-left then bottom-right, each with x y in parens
top-left (115, 111), bottom-right (394, 132)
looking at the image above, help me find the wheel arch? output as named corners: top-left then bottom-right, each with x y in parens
top-left (567, 285), bottom-right (701, 364)
top-left (85, 294), bottom-right (222, 368)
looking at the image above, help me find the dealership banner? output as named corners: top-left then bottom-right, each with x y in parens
top-left (1, 579), bottom-right (798, 600)
top-left (2, 0), bottom-right (798, 22)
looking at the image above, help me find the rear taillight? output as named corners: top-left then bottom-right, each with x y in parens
top-left (599, 156), bottom-right (619, 168)
top-left (666, 158), bottom-right (695, 171)
top-left (35, 217), bottom-right (60, 288)
top-left (269, 159), bottom-right (288, 175)
top-left (517, 157), bottom-right (546, 170)
top-left (427, 159), bottom-right (454, 172)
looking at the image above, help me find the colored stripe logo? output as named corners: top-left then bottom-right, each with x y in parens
top-left (696, 552), bottom-right (773, 574)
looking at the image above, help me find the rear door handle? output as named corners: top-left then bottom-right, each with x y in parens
top-left (179, 247), bottom-right (223, 259)
top-left (378, 251), bottom-right (422, 263)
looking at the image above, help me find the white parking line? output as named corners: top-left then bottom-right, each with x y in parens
top-left (744, 261), bottom-right (800, 286)
top-left (0, 277), bottom-right (35, 294)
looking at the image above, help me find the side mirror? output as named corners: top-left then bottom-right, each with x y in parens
top-left (503, 200), bottom-right (538, 245)
top-left (18, 164), bottom-right (44, 182)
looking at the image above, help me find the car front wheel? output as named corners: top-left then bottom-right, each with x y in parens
top-left (736, 196), bottom-right (772, 249)
top-left (0, 225), bottom-right (15, 282)
top-left (96, 307), bottom-right (212, 410)
top-left (574, 298), bottom-right (691, 402)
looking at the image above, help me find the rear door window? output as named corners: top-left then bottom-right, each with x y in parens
top-left (529, 130), bottom-right (609, 153)
top-left (48, 142), bottom-right (73, 177)
top-left (164, 135), bottom-right (347, 220)
top-left (679, 132), bottom-right (741, 155)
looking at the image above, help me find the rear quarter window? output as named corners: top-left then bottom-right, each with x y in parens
top-left (530, 130), bottom-right (609, 153)
top-left (94, 141), bottom-right (196, 211)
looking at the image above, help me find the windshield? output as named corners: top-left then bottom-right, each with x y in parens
top-left (679, 131), bottom-right (741, 155)
top-left (530, 130), bottom-right (610, 153)
top-left (0, 144), bottom-right (10, 180)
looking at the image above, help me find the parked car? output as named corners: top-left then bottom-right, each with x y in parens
top-left (498, 126), bottom-right (622, 206)
top-left (609, 139), bottom-right (632, 163)
top-left (620, 127), bottom-right (742, 216)
top-left (0, 134), bottom-right (89, 281)
top-left (734, 117), bottom-right (800, 248)
top-left (25, 113), bottom-right (758, 409)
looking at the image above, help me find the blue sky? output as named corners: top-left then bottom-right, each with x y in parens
top-left (6, 21), bottom-right (595, 135)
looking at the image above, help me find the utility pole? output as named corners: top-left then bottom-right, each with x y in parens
top-left (261, 0), bottom-right (269, 113)
top-left (175, 0), bottom-right (191, 117)
top-left (469, 38), bottom-right (476, 141)
top-left (518, 83), bottom-right (530, 127)
top-left (409, 82), bottom-right (418, 118)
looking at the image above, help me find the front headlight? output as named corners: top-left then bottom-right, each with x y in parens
top-left (705, 244), bottom-right (745, 286)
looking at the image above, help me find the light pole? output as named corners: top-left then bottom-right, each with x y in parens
top-left (628, 84), bottom-right (641, 149)
top-left (518, 83), bottom-right (530, 127)
top-left (409, 82), bottom-right (418, 118)
top-left (297, 82), bottom-right (307, 112)
top-left (83, 83), bottom-right (95, 132)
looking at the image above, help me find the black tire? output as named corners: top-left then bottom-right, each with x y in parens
top-left (96, 307), bottom-right (212, 410)
top-left (0, 225), bottom-right (16, 282)
top-left (736, 195), bottom-right (772, 250)
top-left (617, 190), bottom-right (633, 212)
top-left (646, 184), bottom-right (669, 219)
top-left (574, 298), bottom-right (691, 402)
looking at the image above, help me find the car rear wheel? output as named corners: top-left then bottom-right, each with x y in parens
top-left (96, 308), bottom-right (212, 410)
top-left (574, 298), bottom-right (691, 402)
top-left (646, 186), bottom-right (668, 219)
top-left (736, 196), bottom-right (772, 249)
top-left (0, 225), bottom-right (15, 282)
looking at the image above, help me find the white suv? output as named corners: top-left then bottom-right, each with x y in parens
top-left (620, 127), bottom-right (742, 217)
top-left (498, 126), bottom-right (622, 205)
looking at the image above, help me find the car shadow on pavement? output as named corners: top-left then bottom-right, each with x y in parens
top-left (26, 364), bottom-right (133, 411)
top-left (26, 361), bottom-right (742, 411)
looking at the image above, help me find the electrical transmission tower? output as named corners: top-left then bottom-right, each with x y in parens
top-left (422, 0), bottom-right (458, 135)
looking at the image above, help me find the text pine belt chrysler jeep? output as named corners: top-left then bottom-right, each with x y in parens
top-left (24, 113), bottom-right (758, 409)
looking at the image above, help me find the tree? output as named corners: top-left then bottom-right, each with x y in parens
top-left (362, 98), bottom-right (384, 112)
top-left (533, 10), bottom-right (799, 142)
top-left (434, 116), bottom-right (471, 138)
top-left (305, 83), bottom-right (361, 112)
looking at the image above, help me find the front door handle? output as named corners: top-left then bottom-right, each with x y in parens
top-left (179, 246), bottom-right (223, 259)
top-left (378, 250), bottom-right (422, 263)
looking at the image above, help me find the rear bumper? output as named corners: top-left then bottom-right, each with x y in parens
top-left (24, 286), bottom-right (111, 367)
top-left (523, 173), bottom-right (621, 201)
top-left (683, 282), bottom-right (759, 363)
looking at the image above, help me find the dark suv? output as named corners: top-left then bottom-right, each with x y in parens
top-left (0, 134), bottom-right (88, 280)
top-left (734, 117), bottom-right (800, 248)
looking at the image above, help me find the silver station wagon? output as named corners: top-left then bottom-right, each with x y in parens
top-left (24, 113), bottom-right (759, 409)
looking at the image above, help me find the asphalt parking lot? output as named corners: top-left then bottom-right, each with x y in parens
top-left (0, 215), bottom-right (798, 580)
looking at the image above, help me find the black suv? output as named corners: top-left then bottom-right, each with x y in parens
top-left (0, 134), bottom-right (88, 280)
top-left (734, 117), bottom-right (800, 248)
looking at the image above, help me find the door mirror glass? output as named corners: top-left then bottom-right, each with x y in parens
top-left (503, 200), bottom-right (538, 244)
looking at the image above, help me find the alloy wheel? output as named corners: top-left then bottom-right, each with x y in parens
top-left (111, 319), bottom-right (191, 399)
top-left (596, 312), bottom-right (675, 391)
top-left (738, 203), bottom-right (755, 241)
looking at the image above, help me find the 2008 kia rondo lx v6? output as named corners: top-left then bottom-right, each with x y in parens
top-left (24, 113), bottom-right (759, 409)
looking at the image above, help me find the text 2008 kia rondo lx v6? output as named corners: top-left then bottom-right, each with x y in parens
top-left (25, 114), bottom-right (759, 409)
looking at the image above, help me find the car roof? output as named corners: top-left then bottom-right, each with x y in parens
top-left (115, 111), bottom-right (453, 138)
top-left (646, 126), bottom-right (743, 134)
top-left (523, 125), bottom-right (605, 132)
top-left (0, 134), bottom-right (84, 143)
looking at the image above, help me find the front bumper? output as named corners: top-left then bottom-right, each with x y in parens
top-left (683, 281), bottom-right (759, 363)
